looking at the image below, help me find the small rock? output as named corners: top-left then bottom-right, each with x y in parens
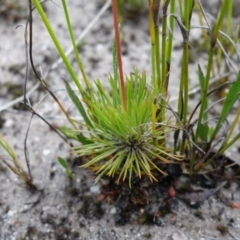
top-left (90, 185), bottom-right (100, 194)
top-left (4, 119), bottom-right (14, 128)
top-left (42, 149), bottom-right (51, 156)
top-left (171, 231), bottom-right (187, 240)
top-left (7, 210), bottom-right (14, 217)
top-left (110, 207), bottom-right (117, 214)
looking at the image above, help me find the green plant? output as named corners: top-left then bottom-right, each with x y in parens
top-left (30, 0), bottom-right (240, 186)
top-left (0, 135), bottom-right (36, 189)
top-left (58, 157), bottom-right (74, 180)
top-left (73, 71), bottom-right (182, 185)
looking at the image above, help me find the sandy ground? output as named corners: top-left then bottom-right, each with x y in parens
top-left (0, 1), bottom-right (240, 239)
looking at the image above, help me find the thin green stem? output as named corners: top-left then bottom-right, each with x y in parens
top-left (178, 0), bottom-right (183, 19)
top-left (161, 1), bottom-right (169, 92)
top-left (177, 1), bottom-right (191, 125)
top-left (195, 0), bottom-right (228, 144)
top-left (151, 0), bottom-right (161, 91)
top-left (61, 0), bottom-right (90, 89)
top-left (182, 0), bottom-right (192, 124)
top-left (149, 0), bottom-right (156, 86)
top-left (195, 48), bottom-right (214, 143)
top-left (32, 0), bottom-right (83, 94)
top-left (181, 43), bottom-right (189, 124)
top-left (211, 0), bottom-right (228, 47)
top-left (151, 44), bottom-right (156, 86)
top-left (165, 0), bottom-right (175, 92)
top-left (155, 27), bottom-right (161, 91)
top-left (227, 0), bottom-right (233, 39)
top-left (183, 0), bottom-right (191, 28)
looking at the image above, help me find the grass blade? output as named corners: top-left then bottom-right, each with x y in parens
top-left (64, 81), bottom-right (93, 128)
top-left (58, 126), bottom-right (92, 144)
top-left (211, 72), bottom-right (240, 141)
top-left (32, 0), bottom-right (83, 94)
top-left (61, 0), bottom-right (89, 88)
top-left (198, 65), bottom-right (208, 121)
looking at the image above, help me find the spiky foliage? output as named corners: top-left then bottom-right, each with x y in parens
top-left (71, 70), bottom-right (181, 186)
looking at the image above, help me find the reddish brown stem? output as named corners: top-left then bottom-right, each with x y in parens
top-left (111, 0), bottom-right (127, 111)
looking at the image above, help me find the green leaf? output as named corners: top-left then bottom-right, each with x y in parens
top-left (61, 0), bottom-right (89, 87)
top-left (77, 135), bottom-right (94, 145)
top-left (198, 65), bottom-right (208, 121)
top-left (212, 72), bottom-right (240, 140)
top-left (64, 81), bottom-right (93, 128)
top-left (198, 124), bottom-right (209, 142)
top-left (58, 157), bottom-right (68, 169)
top-left (58, 157), bottom-right (74, 179)
top-left (32, 0), bottom-right (83, 93)
top-left (58, 126), bottom-right (79, 140)
top-left (208, 127), bottom-right (215, 139)
top-left (58, 126), bottom-right (92, 144)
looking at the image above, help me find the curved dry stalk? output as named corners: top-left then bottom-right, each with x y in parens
top-left (204, 97), bottom-right (226, 113)
top-left (23, 86), bottom-right (76, 177)
top-left (167, 13), bottom-right (189, 43)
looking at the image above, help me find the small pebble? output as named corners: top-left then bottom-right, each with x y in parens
top-left (4, 119), bottom-right (14, 128)
top-left (110, 207), bottom-right (117, 215)
top-left (90, 185), bottom-right (100, 194)
top-left (99, 178), bottom-right (110, 185)
top-left (43, 149), bottom-right (51, 156)
top-left (172, 231), bottom-right (187, 240)
top-left (7, 210), bottom-right (14, 217)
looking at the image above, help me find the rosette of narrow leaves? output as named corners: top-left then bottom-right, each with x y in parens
top-left (67, 70), bottom-right (181, 186)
